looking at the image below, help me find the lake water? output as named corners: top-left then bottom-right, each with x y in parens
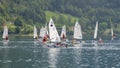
top-left (0, 36), bottom-right (120, 68)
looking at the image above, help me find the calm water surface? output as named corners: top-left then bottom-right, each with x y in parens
top-left (0, 36), bottom-right (120, 68)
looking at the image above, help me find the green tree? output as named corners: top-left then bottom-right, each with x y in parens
top-left (14, 18), bottom-right (23, 26)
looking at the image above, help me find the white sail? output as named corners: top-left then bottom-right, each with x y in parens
top-left (49, 18), bottom-right (60, 42)
top-left (60, 25), bottom-right (66, 38)
top-left (40, 26), bottom-right (44, 37)
top-left (33, 26), bottom-right (38, 38)
top-left (45, 23), bottom-right (49, 35)
top-left (2, 26), bottom-right (8, 39)
top-left (73, 21), bottom-right (82, 39)
top-left (111, 28), bottom-right (114, 40)
top-left (111, 28), bottom-right (113, 37)
top-left (94, 21), bottom-right (98, 39)
top-left (40, 24), bottom-right (49, 38)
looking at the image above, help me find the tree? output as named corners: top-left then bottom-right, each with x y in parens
top-left (14, 17), bottom-right (23, 26)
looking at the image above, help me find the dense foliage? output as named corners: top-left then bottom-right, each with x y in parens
top-left (0, 0), bottom-right (120, 39)
top-left (0, 0), bottom-right (46, 35)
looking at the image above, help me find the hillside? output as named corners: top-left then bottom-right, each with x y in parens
top-left (0, 0), bottom-right (120, 39)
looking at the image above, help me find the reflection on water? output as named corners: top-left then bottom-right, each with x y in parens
top-left (3, 41), bottom-right (9, 46)
top-left (1, 44), bottom-right (10, 68)
top-left (94, 47), bottom-right (99, 68)
top-left (73, 47), bottom-right (82, 68)
top-left (0, 39), bottom-right (120, 68)
top-left (48, 48), bottom-right (60, 68)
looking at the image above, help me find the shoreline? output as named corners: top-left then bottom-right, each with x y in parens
top-left (0, 34), bottom-right (33, 37)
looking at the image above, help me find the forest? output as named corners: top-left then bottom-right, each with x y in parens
top-left (0, 0), bottom-right (120, 39)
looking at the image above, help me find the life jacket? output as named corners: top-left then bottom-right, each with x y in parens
top-left (5, 36), bottom-right (8, 40)
top-left (113, 33), bottom-right (116, 38)
top-left (99, 38), bottom-right (103, 43)
top-left (62, 34), bottom-right (66, 39)
top-left (46, 34), bottom-right (49, 38)
top-left (43, 36), bottom-right (47, 42)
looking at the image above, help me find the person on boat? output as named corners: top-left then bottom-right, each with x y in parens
top-left (56, 42), bottom-right (59, 45)
top-left (62, 34), bottom-right (66, 39)
top-left (56, 37), bottom-right (61, 46)
top-left (112, 33), bottom-right (116, 40)
top-left (46, 34), bottom-right (49, 41)
top-left (5, 36), bottom-right (8, 40)
top-left (62, 34), bottom-right (67, 41)
top-left (98, 37), bottom-right (103, 45)
top-left (72, 38), bottom-right (76, 44)
top-left (42, 36), bottom-right (47, 43)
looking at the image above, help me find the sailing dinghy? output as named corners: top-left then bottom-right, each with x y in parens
top-left (2, 26), bottom-right (9, 40)
top-left (39, 26), bottom-right (48, 44)
top-left (111, 28), bottom-right (116, 40)
top-left (2, 25), bottom-right (9, 43)
top-left (33, 26), bottom-right (38, 39)
top-left (72, 21), bottom-right (83, 44)
top-left (33, 25), bottom-right (39, 44)
top-left (60, 25), bottom-right (66, 40)
top-left (60, 25), bottom-right (69, 45)
top-left (47, 18), bottom-right (63, 47)
top-left (92, 21), bottom-right (98, 45)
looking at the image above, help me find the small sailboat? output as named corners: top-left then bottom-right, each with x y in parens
top-left (2, 25), bottom-right (9, 43)
top-left (48, 18), bottom-right (61, 47)
top-left (39, 26), bottom-right (48, 44)
top-left (92, 21), bottom-right (98, 45)
top-left (94, 21), bottom-right (98, 40)
top-left (98, 37), bottom-right (103, 45)
top-left (72, 21), bottom-right (82, 44)
top-left (111, 28), bottom-right (115, 40)
top-left (45, 23), bottom-right (49, 37)
top-left (39, 26), bottom-right (45, 38)
top-left (60, 25), bottom-right (66, 40)
top-left (33, 26), bottom-right (38, 40)
top-left (60, 25), bottom-right (68, 45)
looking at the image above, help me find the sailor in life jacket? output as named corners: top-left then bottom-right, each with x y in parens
top-left (42, 36), bottom-right (47, 43)
top-left (112, 33), bottom-right (116, 40)
top-left (98, 37), bottom-right (103, 44)
top-left (5, 36), bottom-right (8, 40)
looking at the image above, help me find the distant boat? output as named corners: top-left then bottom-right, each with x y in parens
top-left (45, 23), bottom-right (49, 37)
top-left (33, 26), bottom-right (38, 39)
top-left (39, 26), bottom-right (45, 38)
top-left (60, 25), bottom-right (66, 40)
top-left (47, 18), bottom-right (62, 47)
top-left (111, 28), bottom-right (116, 40)
top-left (72, 21), bottom-right (82, 44)
top-left (60, 25), bottom-right (69, 45)
top-left (92, 21), bottom-right (98, 45)
top-left (49, 18), bottom-right (61, 43)
top-left (2, 25), bottom-right (9, 42)
top-left (39, 26), bottom-right (48, 43)
top-left (94, 21), bottom-right (98, 39)
top-left (98, 37), bottom-right (103, 45)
